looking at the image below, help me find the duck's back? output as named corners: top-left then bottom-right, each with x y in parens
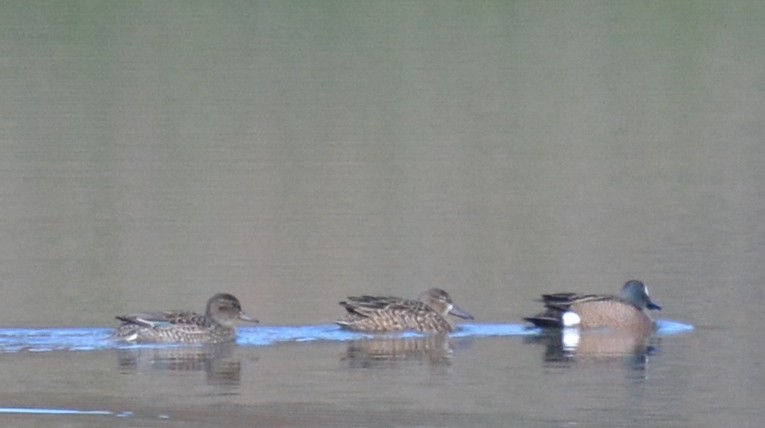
top-left (338, 296), bottom-right (452, 333)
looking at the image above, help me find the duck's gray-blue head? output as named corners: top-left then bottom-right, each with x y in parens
top-left (620, 280), bottom-right (661, 311)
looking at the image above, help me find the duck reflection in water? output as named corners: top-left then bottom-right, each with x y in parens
top-left (116, 342), bottom-right (245, 385)
top-left (342, 334), bottom-right (455, 368)
top-left (524, 328), bottom-right (660, 368)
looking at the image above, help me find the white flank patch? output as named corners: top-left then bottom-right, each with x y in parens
top-left (561, 311), bottom-right (581, 327)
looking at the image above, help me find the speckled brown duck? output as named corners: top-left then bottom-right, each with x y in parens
top-left (336, 288), bottom-right (474, 333)
top-left (113, 293), bottom-right (258, 344)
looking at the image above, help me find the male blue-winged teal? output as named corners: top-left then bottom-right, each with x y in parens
top-left (113, 293), bottom-right (258, 344)
top-left (524, 280), bottom-right (661, 334)
top-left (336, 288), bottom-right (474, 333)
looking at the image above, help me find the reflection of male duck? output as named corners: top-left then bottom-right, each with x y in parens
top-left (525, 328), bottom-right (658, 365)
top-left (113, 293), bottom-right (258, 344)
top-left (336, 288), bottom-right (474, 333)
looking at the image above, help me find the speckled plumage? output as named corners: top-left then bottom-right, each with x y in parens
top-left (524, 280), bottom-right (661, 334)
top-left (336, 288), bottom-right (474, 333)
top-left (113, 293), bottom-right (258, 344)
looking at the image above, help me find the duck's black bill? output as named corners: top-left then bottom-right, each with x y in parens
top-left (238, 313), bottom-right (260, 323)
top-left (449, 304), bottom-right (474, 320)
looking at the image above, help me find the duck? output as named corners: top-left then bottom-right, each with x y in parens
top-left (113, 293), bottom-right (258, 344)
top-left (524, 280), bottom-right (661, 334)
top-left (336, 288), bottom-right (474, 333)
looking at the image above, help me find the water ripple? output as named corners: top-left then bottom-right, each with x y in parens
top-left (0, 407), bottom-right (114, 416)
top-left (0, 320), bottom-right (692, 353)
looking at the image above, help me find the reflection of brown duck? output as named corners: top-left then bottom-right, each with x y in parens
top-left (336, 288), bottom-right (474, 333)
top-left (116, 343), bottom-right (243, 385)
top-left (343, 335), bottom-right (453, 367)
top-left (524, 280), bottom-right (661, 335)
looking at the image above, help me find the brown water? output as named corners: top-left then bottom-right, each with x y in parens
top-left (1, 1), bottom-right (764, 426)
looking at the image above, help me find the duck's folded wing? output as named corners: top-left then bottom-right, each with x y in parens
top-left (115, 310), bottom-right (201, 328)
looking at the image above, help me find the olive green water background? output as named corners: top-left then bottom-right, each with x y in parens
top-left (1, 1), bottom-right (763, 427)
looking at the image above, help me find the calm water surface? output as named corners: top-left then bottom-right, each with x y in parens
top-left (1, 1), bottom-right (764, 427)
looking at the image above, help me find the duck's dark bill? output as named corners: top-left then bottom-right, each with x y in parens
top-left (449, 304), bottom-right (474, 320)
top-left (238, 313), bottom-right (260, 323)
